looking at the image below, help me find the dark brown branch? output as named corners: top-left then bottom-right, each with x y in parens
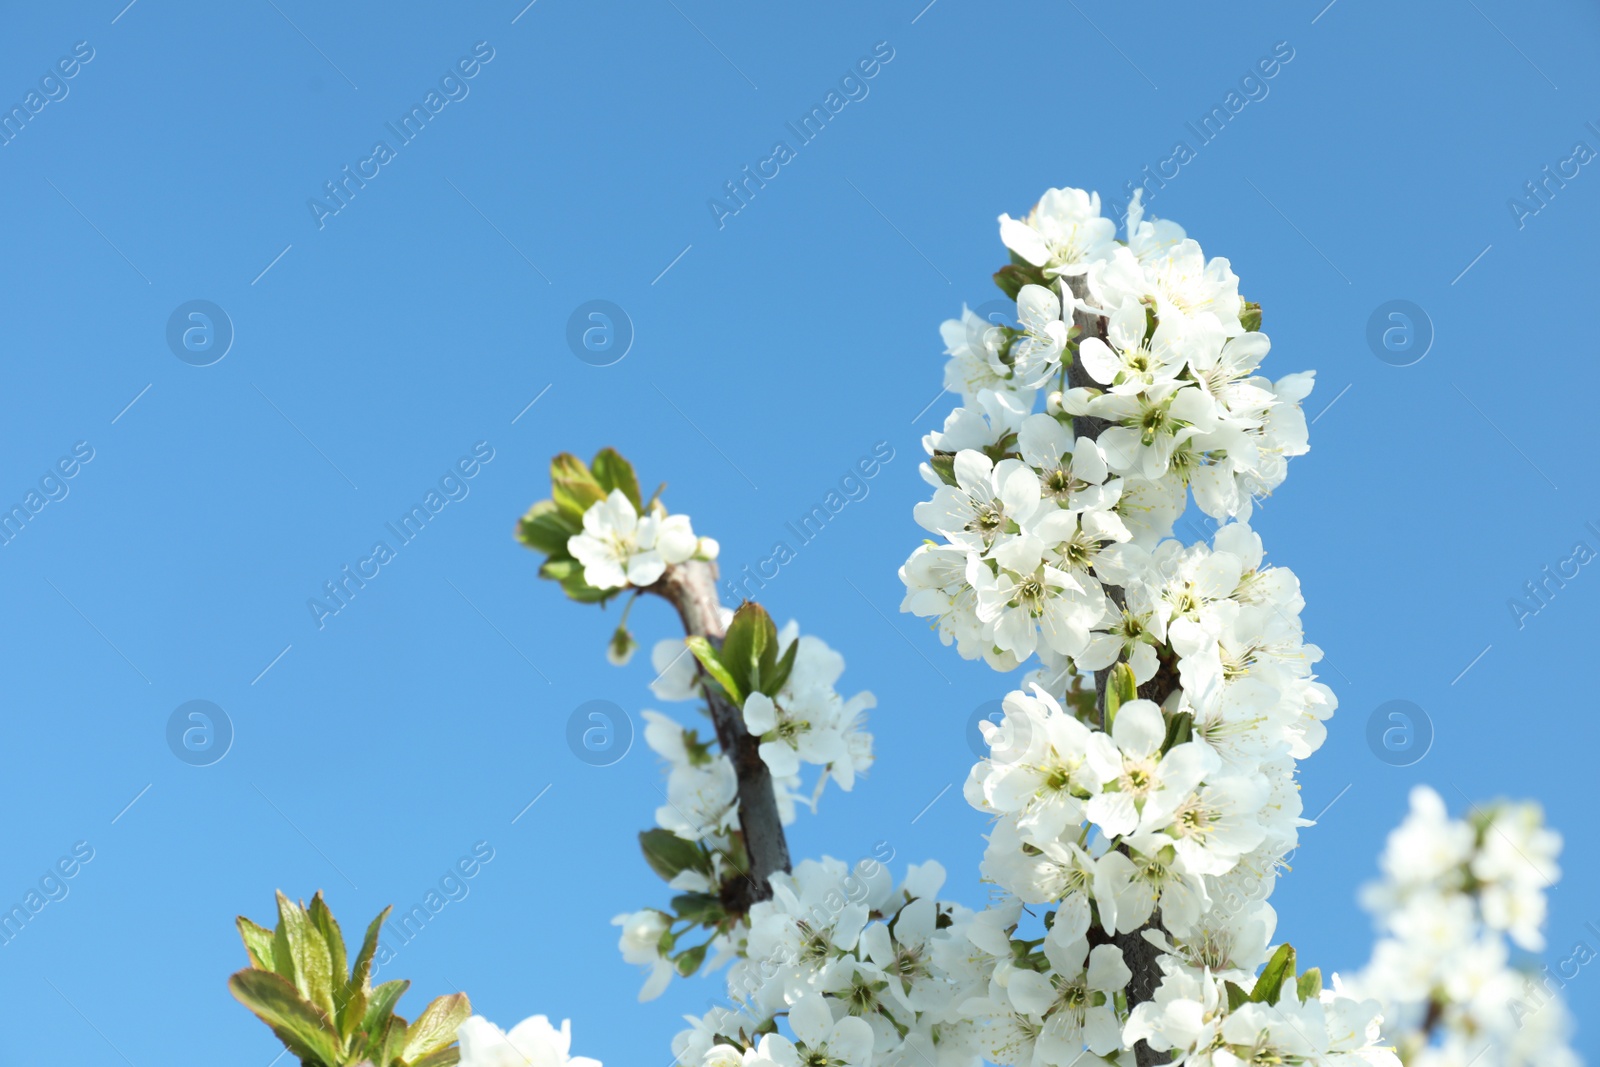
top-left (650, 560), bottom-right (791, 913)
top-left (1065, 273), bottom-right (1175, 1067)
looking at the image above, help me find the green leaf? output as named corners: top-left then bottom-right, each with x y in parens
top-left (270, 908), bottom-right (297, 985)
top-left (675, 943), bottom-right (709, 977)
top-left (1224, 980), bottom-right (1250, 1012)
top-left (277, 892), bottom-right (337, 1023)
top-left (229, 968), bottom-right (343, 1066)
top-left (685, 637), bottom-right (742, 703)
top-left (237, 916), bottom-right (276, 971)
top-left (542, 558), bottom-right (616, 604)
top-left (993, 265), bottom-right (1026, 301)
top-left (550, 453), bottom-right (607, 519)
top-left (1110, 662), bottom-right (1137, 706)
top-left (344, 906), bottom-right (391, 1042)
top-left (516, 499), bottom-right (578, 556)
top-left (1250, 943), bottom-right (1296, 1005)
top-left (762, 637), bottom-right (799, 699)
top-left (927, 453), bottom-right (957, 487)
top-left (722, 603), bottom-right (774, 697)
top-left (590, 448), bottom-right (642, 511)
top-left (307, 893), bottom-right (349, 1021)
top-left (361, 979), bottom-right (410, 1054)
top-left (1297, 967), bottom-right (1323, 1003)
top-left (403, 992), bottom-right (472, 1062)
top-left (1009, 249), bottom-right (1045, 273)
top-left (984, 431), bottom-right (1021, 464)
top-left (1162, 711), bottom-right (1194, 753)
top-left (993, 257), bottom-right (1047, 301)
top-left (376, 1014), bottom-right (409, 1067)
top-left (671, 892), bottom-right (727, 926)
top-left (640, 829), bottom-right (709, 883)
top-left (411, 1048), bottom-right (463, 1067)
top-left (538, 558), bottom-right (581, 582)
top-left (1105, 662), bottom-right (1137, 729)
top-left (1240, 301), bottom-right (1262, 333)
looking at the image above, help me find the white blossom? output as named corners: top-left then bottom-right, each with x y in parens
top-left (457, 1015), bottom-right (602, 1067)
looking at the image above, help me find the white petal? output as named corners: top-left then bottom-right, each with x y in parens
top-left (1112, 699), bottom-right (1166, 757)
top-left (743, 692), bottom-right (779, 734)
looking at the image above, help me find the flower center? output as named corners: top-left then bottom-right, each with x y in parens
top-left (1122, 758), bottom-right (1155, 796)
top-left (1015, 574), bottom-right (1047, 612)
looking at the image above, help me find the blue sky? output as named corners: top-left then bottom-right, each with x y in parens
top-left (1, 1), bottom-right (1597, 1063)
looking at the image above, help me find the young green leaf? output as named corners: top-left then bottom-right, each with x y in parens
top-left (237, 916), bottom-right (276, 971)
top-left (722, 603), bottom-right (774, 697)
top-left (1297, 967), bottom-right (1323, 1003)
top-left (1240, 301), bottom-right (1262, 333)
top-left (671, 892), bottom-right (727, 926)
top-left (276, 892), bottom-right (337, 1023)
top-left (1105, 661), bottom-right (1137, 729)
top-left (307, 893), bottom-right (349, 1019)
top-left (516, 499), bottom-right (579, 557)
top-left (340, 905), bottom-right (389, 1043)
top-left (361, 979), bottom-right (411, 1053)
top-left (1162, 711), bottom-right (1194, 753)
top-left (675, 943), bottom-right (710, 977)
top-left (762, 637), bottom-right (800, 699)
top-left (270, 910), bottom-right (298, 986)
top-left (229, 968), bottom-right (344, 1065)
top-left (402, 992), bottom-right (472, 1062)
top-left (375, 1013), bottom-right (410, 1067)
top-left (1224, 980), bottom-right (1250, 1012)
top-left (640, 829), bottom-right (710, 882)
top-left (1110, 662), bottom-right (1137, 706)
top-left (993, 265), bottom-right (1027, 301)
top-left (540, 558), bottom-right (615, 605)
top-left (549, 453), bottom-right (606, 519)
top-left (685, 637), bottom-right (742, 703)
top-left (1250, 943), bottom-right (1297, 1005)
top-left (590, 448), bottom-right (642, 511)
top-left (411, 1048), bottom-right (464, 1067)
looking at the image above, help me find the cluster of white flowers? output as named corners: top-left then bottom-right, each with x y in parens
top-left (904, 188), bottom-right (1312, 679)
top-left (1346, 787), bottom-right (1578, 1067)
top-left (892, 187), bottom-right (1412, 1066)
top-left (643, 622), bottom-right (876, 835)
top-left (607, 618), bottom-right (874, 1003)
top-left (592, 187), bottom-right (1573, 1067)
top-left (457, 1014), bottom-right (601, 1067)
top-left (672, 854), bottom-right (1045, 1067)
top-left (568, 488), bottom-right (719, 591)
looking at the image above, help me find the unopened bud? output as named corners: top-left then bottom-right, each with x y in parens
top-left (607, 624), bottom-right (638, 666)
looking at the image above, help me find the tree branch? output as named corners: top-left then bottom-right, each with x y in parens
top-left (1065, 273), bottom-right (1175, 1067)
top-left (650, 560), bottom-right (791, 914)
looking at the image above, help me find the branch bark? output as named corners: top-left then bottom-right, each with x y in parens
top-left (1065, 273), bottom-right (1175, 1067)
top-left (651, 560), bottom-right (791, 914)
